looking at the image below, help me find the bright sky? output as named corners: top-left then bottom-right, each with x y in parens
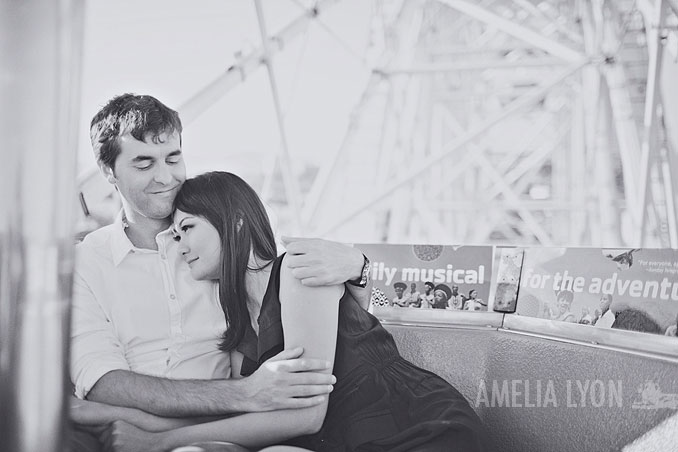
top-left (77, 0), bottom-right (374, 180)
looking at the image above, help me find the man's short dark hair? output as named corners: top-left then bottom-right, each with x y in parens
top-left (90, 93), bottom-right (182, 170)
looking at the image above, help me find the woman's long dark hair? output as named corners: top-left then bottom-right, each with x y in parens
top-left (173, 171), bottom-right (277, 351)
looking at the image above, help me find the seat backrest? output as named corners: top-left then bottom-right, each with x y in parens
top-left (386, 324), bottom-right (677, 452)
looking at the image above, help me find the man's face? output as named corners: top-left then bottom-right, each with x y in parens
top-left (599, 295), bottom-right (612, 311)
top-left (452, 285), bottom-right (459, 295)
top-left (395, 286), bottom-right (404, 297)
top-left (107, 131), bottom-right (185, 221)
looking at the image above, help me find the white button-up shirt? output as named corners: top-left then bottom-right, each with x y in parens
top-left (71, 213), bottom-right (230, 398)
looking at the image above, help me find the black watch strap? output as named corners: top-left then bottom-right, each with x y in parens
top-left (348, 254), bottom-right (370, 288)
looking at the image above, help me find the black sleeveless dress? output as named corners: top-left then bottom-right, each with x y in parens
top-left (236, 256), bottom-right (487, 452)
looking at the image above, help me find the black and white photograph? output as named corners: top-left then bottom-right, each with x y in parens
top-left (2, 1), bottom-right (678, 451)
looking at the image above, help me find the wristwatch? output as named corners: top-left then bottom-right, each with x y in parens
top-left (348, 254), bottom-right (371, 288)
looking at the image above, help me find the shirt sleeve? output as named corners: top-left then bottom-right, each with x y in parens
top-left (70, 269), bottom-right (130, 399)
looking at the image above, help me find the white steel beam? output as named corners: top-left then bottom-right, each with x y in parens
top-left (660, 142), bottom-right (678, 247)
top-left (470, 142), bottom-right (563, 243)
top-left (177, 0), bottom-right (341, 125)
top-left (313, 62), bottom-right (586, 236)
top-left (436, 0), bottom-right (584, 62)
top-left (380, 57), bottom-right (568, 74)
top-left (637, 0), bottom-right (667, 245)
top-left (440, 111), bottom-right (557, 245)
top-left (472, 147), bottom-right (556, 245)
top-left (603, 64), bottom-right (641, 218)
top-left (570, 92), bottom-right (588, 244)
top-left (669, 0), bottom-right (678, 16)
top-left (512, 0), bottom-right (584, 44)
top-left (301, 75), bottom-right (384, 226)
top-left (429, 200), bottom-right (583, 210)
top-left (254, 0), bottom-right (303, 233)
top-left (594, 85), bottom-right (622, 246)
top-left (289, 0), bottom-right (370, 67)
top-left (303, 0), bottom-right (424, 232)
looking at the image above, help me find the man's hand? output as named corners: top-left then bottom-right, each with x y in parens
top-left (282, 236), bottom-right (364, 286)
top-left (241, 347), bottom-right (335, 412)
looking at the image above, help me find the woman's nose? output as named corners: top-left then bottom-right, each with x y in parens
top-left (176, 239), bottom-right (189, 255)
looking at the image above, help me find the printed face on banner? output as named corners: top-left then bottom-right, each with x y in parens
top-left (515, 247), bottom-right (678, 336)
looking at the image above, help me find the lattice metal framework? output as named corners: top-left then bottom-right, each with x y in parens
top-left (305, 0), bottom-right (678, 247)
top-left (76, 0), bottom-right (678, 248)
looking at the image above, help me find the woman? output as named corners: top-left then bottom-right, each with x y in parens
top-left (79, 172), bottom-right (486, 451)
top-left (547, 290), bottom-right (577, 323)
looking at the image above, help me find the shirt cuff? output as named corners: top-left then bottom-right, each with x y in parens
top-left (72, 360), bottom-right (130, 399)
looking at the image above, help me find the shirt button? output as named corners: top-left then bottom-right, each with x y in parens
top-left (170, 294), bottom-right (176, 300)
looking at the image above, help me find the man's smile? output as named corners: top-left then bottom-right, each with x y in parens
top-left (150, 186), bottom-right (179, 195)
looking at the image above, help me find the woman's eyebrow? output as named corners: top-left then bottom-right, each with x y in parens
top-left (178, 217), bottom-right (194, 227)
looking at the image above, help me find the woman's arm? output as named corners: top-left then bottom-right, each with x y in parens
top-left (115, 256), bottom-right (343, 451)
top-left (70, 396), bottom-right (207, 432)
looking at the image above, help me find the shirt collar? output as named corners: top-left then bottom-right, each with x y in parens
top-left (110, 210), bottom-right (136, 266)
top-left (110, 210), bottom-right (176, 266)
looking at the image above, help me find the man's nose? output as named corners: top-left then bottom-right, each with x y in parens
top-left (154, 162), bottom-right (173, 184)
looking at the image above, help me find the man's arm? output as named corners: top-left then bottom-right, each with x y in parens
top-left (86, 347), bottom-right (334, 417)
top-left (72, 269), bottom-right (333, 417)
top-left (281, 237), bottom-right (371, 310)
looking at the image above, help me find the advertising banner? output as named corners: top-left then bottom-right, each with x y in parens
top-left (356, 244), bottom-right (494, 311)
top-left (515, 247), bottom-right (678, 335)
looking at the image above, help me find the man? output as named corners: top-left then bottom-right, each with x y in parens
top-left (420, 281), bottom-right (434, 309)
top-left (71, 94), bottom-right (371, 442)
top-left (447, 285), bottom-right (464, 310)
top-left (593, 294), bottom-right (615, 327)
top-left (391, 282), bottom-right (409, 307)
top-left (406, 282), bottom-right (421, 308)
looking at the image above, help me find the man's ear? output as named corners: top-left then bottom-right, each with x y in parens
top-left (99, 162), bottom-right (117, 185)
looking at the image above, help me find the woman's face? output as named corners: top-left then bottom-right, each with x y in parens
top-left (556, 295), bottom-right (571, 313)
top-left (470, 290), bottom-right (477, 299)
top-left (173, 209), bottom-right (222, 281)
top-left (434, 290), bottom-right (446, 303)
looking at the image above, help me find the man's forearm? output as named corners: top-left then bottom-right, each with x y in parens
top-left (86, 370), bottom-right (247, 417)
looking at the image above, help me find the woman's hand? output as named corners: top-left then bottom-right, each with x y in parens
top-left (100, 420), bottom-right (163, 452)
top-left (70, 395), bottom-right (174, 433)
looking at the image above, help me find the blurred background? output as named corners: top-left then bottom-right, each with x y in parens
top-left (75, 0), bottom-right (678, 248)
